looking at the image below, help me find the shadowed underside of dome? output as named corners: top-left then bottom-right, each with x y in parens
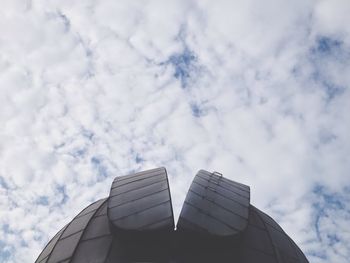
top-left (36, 168), bottom-right (309, 263)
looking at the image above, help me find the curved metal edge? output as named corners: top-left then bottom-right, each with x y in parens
top-left (107, 167), bottom-right (175, 232)
top-left (163, 167), bottom-right (175, 231)
top-left (251, 205), bottom-right (309, 263)
top-left (177, 170), bottom-right (251, 238)
top-left (35, 224), bottom-right (69, 263)
top-left (36, 199), bottom-right (107, 263)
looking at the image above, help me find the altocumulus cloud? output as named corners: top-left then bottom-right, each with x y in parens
top-left (0, 0), bottom-right (350, 262)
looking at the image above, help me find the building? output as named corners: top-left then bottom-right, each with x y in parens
top-left (36, 167), bottom-right (309, 262)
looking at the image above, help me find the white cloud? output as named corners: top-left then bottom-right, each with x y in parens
top-left (0, 0), bottom-right (349, 262)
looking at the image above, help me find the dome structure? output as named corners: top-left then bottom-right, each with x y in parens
top-left (36, 168), bottom-right (309, 263)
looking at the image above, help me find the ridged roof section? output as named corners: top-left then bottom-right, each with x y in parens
top-left (35, 198), bottom-right (107, 263)
top-left (107, 167), bottom-right (174, 232)
top-left (70, 201), bottom-right (114, 263)
top-left (177, 170), bottom-right (250, 237)
top-left (239, 205), bottom-right (309, 263)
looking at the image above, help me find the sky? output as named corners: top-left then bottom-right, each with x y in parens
top-left (0, 0), bottom-right (349, 262)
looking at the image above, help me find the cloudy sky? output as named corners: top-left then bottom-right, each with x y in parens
top-left (0, 0), bottom-right (350, 262)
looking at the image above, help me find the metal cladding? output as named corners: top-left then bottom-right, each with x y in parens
top-left (108, 167), bottom-right (174, 232)
top-left (177, 170), bottom-right (250, 237)
top-left (36, 168), bottom-right (309, 263)
top-left (36, 199), bottom-right (109, 263)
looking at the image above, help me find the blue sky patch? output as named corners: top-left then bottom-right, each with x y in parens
top-left (91, 156), bottom-right (109, 179)
top-left (323, 82), bottom-right (344, 101)
top-left (312, 184), bottom-right (350, 259)
top-left (190, 103), bottom-right (202, 118)
top-left (0, 176), bottom-right (9, 189)
top-left (313, 185), bottom-right (345, 210)
top-left (135, 153), bottom-right (143, 164)
top-left (309, 35), bottom-right (346, 79)
top-left (36, 196), bottom-right (49, 206)
top-left (56, 185), bottom-right (69, 204)
top-left (0, 241), bottom-right (12, 262)
top-left (315, 36), bottom-right (342, 54)
top-left (167, 48), bottom-right (198, 89)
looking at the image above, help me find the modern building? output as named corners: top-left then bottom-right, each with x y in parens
top-left (36, 167), bottom-right (309, 262)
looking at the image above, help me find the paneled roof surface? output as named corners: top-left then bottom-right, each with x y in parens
top-left (108, 167), bottom-right (174, 232)
top-left (36, 168), bottom-right (308, 263)
top-left (177, 170), bottom-right (250, 237)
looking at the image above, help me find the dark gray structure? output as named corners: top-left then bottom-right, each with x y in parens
top-left (36, 167), bottom-right (309, 262)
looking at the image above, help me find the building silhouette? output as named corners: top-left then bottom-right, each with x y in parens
top-left (36, 168), bottom-right (309, 262)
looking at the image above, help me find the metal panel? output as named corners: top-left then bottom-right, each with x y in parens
top-left (48, 231), bottom-right (83, 262)
top-left (72, 236), bottom-right (113, 263)
top-left (179, 202), bottom-right (234, 235)
top-left (177, 170), bottom-right (250, 237)
top-left (38, 199), bottom-right (107, 263)
top-left (76, 198), bottom-right (107, 218)
top-left (71, 201), bottom-right (113, 263)
top-left (110, 180), bottom-right (168, 205)
top-left (250, 206), bottom-right (309, 263)
top-left (194, 174), bottom-right (248, 206)
top-left (115, 201), bottom-right (173, 230)
top-left (239, 247), bottom-right (279, 263)
top-left (107, 167), bottom-right (174, 232)
top-left (81, 202), bottom-right (111, 241)
top-left (81, 215), bottom-right (111, 241)
top-left (35, 225), bottom-right (67, 263)
top-left (60, 212), bottom-right (95, 239)
top-left (242, 225), bottom-right (275, 254)
top-left (108, 190), bottom-right (170, 220)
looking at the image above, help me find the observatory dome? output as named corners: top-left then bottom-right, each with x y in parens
top-left (36, 168), bottom-right (308, 263)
